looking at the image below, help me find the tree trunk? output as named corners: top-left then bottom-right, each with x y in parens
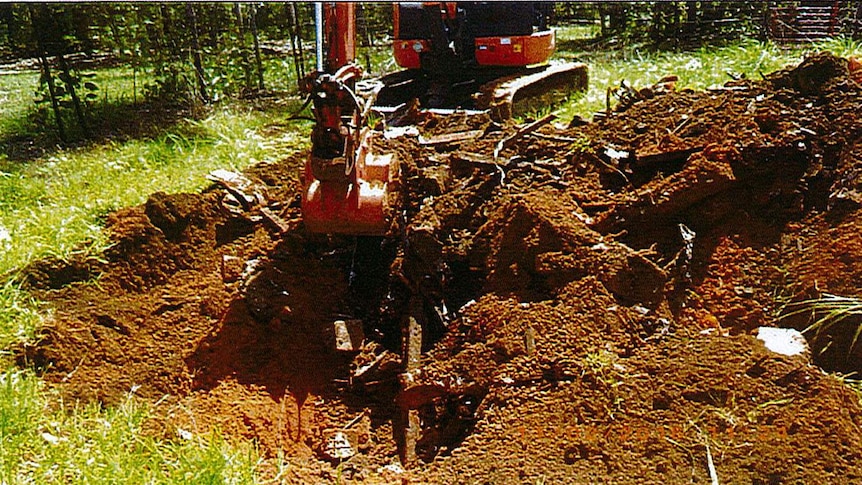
top-left (38, 54), bottom-right (66, 142)
top-left (286, 2), bottom-right (305, 87)
top-left (29, 4), bottom-right (66, 141)
top-left (292, 3), bottom-right (306, 79)
top-left (358, 3), bottom-right (374, 47)
top-left (185, 3), bottom-right (211, 103)
top-left (250, 3), bottom-right (265, 91)
top-left (159, 4), bottom-right (176, 61)
top-left (56, 52), bottom-right (89, 138)
top-left (233, 3), bottom-right (253, 92)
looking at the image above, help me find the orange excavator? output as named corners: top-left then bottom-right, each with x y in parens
top-left (298, 3), bottom-right (587, 465)
top-left (300, 2), bottom-right (587, 236)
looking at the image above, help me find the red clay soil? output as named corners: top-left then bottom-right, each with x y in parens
top-left (14, 52), bottom-right (862, 483)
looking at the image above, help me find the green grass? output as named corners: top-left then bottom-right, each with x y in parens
top-left (0, 105), bottom-right (308, 278)
top-left (782, 293), bottom-right (862, 352)
top-left (0, 280), bottom-right (40, 351)
top-left (0, 370), bottom-right (263, 484)
top-left (0, 71), bottom-right (41, 138)
top-left (0, 60), bottom-right (311, 484)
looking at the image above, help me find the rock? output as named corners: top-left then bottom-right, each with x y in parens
top-left (322, 431), bottom-right (355, 461)
top-left (756, 327), bottom-right (808, 357)
top-left (333, 319), bottom-right (364, 352)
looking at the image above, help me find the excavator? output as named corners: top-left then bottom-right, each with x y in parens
top-left (300, 2), bottom-right (587, 237)
top-left (298, 2), bottom-right (587, 466)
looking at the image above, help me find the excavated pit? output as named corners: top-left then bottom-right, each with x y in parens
top-left (12, 52), bottom-right (862, 483)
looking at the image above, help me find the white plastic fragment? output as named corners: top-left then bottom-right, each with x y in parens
top-left (206, 169), bottom-right (253, 190)
top-left (379, 462), bottom-right (405, 475)
top-left (756, 327), bottom-right (808, 357)
top-left (384, 125), bottom-right (419, 139)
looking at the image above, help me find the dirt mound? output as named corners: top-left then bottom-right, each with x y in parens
top-left (13, 52), bottom-right (862, 483)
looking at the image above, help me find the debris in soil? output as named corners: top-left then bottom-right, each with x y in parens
top-left (13, 52), bottom-right (862, 483)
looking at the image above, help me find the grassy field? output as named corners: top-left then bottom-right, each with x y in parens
top-left (0, 34), bottom-right (860, 483)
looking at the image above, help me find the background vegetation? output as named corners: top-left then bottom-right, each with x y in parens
top-left (0, 2), bottom-right (860, 483)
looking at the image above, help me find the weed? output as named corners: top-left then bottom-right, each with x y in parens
top-left (834, 374), bottom-right (862, 407)
top-left (581, 351), bottom-right (626, 419)
top-left (781, 294), bottom-right (862, 353)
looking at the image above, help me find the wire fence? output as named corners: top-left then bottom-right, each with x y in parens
top-left (551, 1), bottom-right (862, 46)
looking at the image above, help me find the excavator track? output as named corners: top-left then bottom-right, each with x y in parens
top-left (367, 62), bottom-right (588, 121)
top-left (477, 62), bottom-right (589, 120)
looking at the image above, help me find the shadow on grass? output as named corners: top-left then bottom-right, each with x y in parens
top-left (0, 89), bottom-right (303, 164)
top-left (0, 99), bottom-right (194, 163)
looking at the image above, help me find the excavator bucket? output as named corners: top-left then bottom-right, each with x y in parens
top-left (302, 130), bottom-right (395, 236)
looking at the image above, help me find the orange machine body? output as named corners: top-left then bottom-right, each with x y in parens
top-left (302, 3), bottom-right (393, 236)
top-left (393, 2), bottom-right (555, 70)
top-left (302, 130), bottom-right (393, 236)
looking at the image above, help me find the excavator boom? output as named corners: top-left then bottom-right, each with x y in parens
top-left (301, 3), bottom-right (393, 236)
top-left (301, 2), bottom-right (588, 236)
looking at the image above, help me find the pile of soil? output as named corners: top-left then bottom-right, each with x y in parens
top-left (14, 52), bottom-right (862, 483)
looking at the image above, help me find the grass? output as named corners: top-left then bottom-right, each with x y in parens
top-left (0, 71), bottom-right (40, 138)
top-left (0, 280), bottom-right (40, 351)
top-left (782, 293), bottom-right (862, 352)
top-left (0, 60), bottom-right (311, 484)
top-left (0, 103), bottom-right (309, 278)
top-left (0, 371), bottom-right (262, 484)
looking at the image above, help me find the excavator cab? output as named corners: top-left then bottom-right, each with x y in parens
top-left (393, 2), bottom-right (555, 70)
top-left (379, 2), bottom-right (587, 117)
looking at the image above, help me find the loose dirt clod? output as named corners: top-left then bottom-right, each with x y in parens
top-left (14, 52), bottom-right (862, 483)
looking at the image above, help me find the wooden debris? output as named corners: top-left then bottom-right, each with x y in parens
top-left (528, 132), bottom-right (579, 143)
top-left (220, 254), bottom-right (243, 283)
top-left (634, 146), bottom-right (704, 168)
top-left (260, 207), bottom-right (292, 235)
top-left (419, 129), bottom-right (484, 146)
top-left (353, 353), bottom-right (385, 380)
top-left (524, 326), bottom-right (537, 355)
top-left (450, 152), bottom-right (506, 172)
top-left (494, 113), bottom-right (557, 159)
top-left (399, 295), bottom-right (425, 468)
top-left (333, 319), bottom-right (365, 352)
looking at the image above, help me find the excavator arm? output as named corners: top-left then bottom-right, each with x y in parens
top-left (300, 3), bottom-right (394, 236)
